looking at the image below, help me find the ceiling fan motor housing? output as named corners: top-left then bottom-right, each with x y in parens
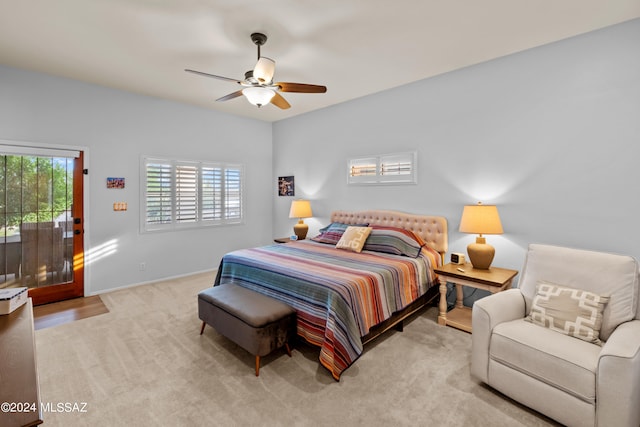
top-left (244, 70), bottom-right (258, 84)
top-left (250, 32), bottom-right (268, 46)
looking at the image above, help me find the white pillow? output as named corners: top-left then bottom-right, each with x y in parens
top-left (526, 281), bottom-right (609, 345)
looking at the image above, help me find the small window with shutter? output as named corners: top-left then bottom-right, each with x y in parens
top-left (348, 151), bottom-right (417, 185)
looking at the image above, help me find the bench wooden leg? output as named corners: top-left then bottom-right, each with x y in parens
top-left (200, 321), bottom-right (206, 335)
top-left (285, 343), bottom-right (292, 357)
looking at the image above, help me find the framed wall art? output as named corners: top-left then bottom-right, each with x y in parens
top-left (278, 176), bottom-right (294, 196)
top-left (107, 177), bottom-right (125, 189)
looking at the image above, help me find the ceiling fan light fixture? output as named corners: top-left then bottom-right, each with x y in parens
top-left (242, 86), bottom-right (275, 107)
top-left (254, 57), bottom-right (275, 84)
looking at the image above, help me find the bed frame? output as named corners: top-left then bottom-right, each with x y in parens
top-left (329, 210), bottom-right (448, 345)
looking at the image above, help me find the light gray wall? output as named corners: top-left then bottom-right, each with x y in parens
top-left (0, 65), bottom-right (273, 294)
top-left (273, 19), bottom-right (640, 280)
top-left (2, 19), bottom-right (638, 298)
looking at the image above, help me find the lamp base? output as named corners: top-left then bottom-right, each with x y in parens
top-left (293, 220), bottom-right (309, 240)
top-left (467, 236), bottom-right (495, 270)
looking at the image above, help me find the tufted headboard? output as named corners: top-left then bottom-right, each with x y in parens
top-left (330, 210), bottom-right (448, 257)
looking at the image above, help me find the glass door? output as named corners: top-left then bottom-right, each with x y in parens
top-left (0, 148), bottom-right (84, 305)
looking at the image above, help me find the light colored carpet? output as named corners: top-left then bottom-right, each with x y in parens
top-left (35, 272), bottom-right (557, 426)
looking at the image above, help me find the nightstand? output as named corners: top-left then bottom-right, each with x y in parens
top-left (434, 263), bottom-right (518, 333)
top-left (273, 237), bottom-right (294, 244)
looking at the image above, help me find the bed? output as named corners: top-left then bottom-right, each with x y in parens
top-left (214, 210), bottom-right (448, 380)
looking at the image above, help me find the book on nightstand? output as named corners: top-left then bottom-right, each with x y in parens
top-left (0, 287), bottom-right (28, 315)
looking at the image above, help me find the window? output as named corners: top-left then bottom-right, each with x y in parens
top-left (141, 157), bottom-right (243, 232)
top-left (348, 151), bottom-right (417, 185)
top-left (0, 143), bottom-right (80, 288)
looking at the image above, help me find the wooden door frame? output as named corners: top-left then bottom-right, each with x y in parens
top-left (29, 151), bottom-right (84, 305)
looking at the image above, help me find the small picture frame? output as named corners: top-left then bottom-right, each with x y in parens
top-left (107, 177), bottom-right (125, 189)
top-left (278, 176), bottom-right (294, 196)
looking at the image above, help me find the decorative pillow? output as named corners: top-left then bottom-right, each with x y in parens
top-left (335, 226), bottom-right (373, 253)
top-left (311, 222), bottom-right (368, 245)
top-left (362, 226), bottom-right (425, 257)
top-left (525, 281), bottom-right (609, 345)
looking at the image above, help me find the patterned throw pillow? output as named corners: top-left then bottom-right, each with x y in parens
top-left (311, 222), bottom-right (368, 245)
top-left (526, 281), bottom-right (609, 345)
top-left (335, 226), bottom-right (373, 253)
top-left (362, 226), bottom-right (425, 257)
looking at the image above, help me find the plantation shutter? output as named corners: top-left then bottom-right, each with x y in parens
top-left (349, 158), bottom-right (378, 178)
top-left (380, 153), bottom-right (413, 176)
top-left (175, 163), bottom-right (198, 223)
top-left (141, 157), bottom-right (243, 232)
top-left (348, 152), bottom-right (417, 185)
top-left (224, 167), bottom-right (242, 221)
top-left (145, 161), bottom-right (173, 227)
top-left (202, 166), bottom-right (222, 221)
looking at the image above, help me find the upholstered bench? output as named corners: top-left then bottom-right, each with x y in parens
top-left (198, 284), bottom-right (296, 376)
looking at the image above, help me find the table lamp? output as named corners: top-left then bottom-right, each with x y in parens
top-left (459, 202), bottom-right (503, 269)
top-left (289, 200), bottom-right (313, 240)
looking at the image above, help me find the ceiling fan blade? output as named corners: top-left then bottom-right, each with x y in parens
top-left (216, 90), bottom-right (243, 102)
top-left (185, 69), bottom-right (242, 85)
top-left (276, 82), bottom-right (327, 93)
top-left (271, 92), bottom-right (291, 109)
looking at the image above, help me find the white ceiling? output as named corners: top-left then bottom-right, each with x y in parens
top-left (1, 1), bottom-right (639, 123)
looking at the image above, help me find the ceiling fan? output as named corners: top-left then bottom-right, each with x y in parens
top-left (185, 32), bottom-right (327, 109)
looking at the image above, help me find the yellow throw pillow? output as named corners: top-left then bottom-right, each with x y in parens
top-left (335, 226), bottom-right (372, 253)
top-left (525, 281), bottom-right (609, 345)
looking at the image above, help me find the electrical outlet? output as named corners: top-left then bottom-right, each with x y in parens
top-left (139, 262), bottom-right (146, 271)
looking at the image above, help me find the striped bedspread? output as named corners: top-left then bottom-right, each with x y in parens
top-left (215, 240), bottom-right (439, 380)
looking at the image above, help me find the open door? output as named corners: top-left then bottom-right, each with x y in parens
top-left (0, 147), bottom-right (84, 305)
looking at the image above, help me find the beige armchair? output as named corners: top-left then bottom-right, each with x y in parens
top-left (471, 244), bottom-right (640, 427)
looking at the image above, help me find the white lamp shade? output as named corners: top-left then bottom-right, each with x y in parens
top-left (253, 57), bottom-right (275, 83)
top-left (289, 200), bottom-right (313, 219)
top-left (242, 87), bottom-right (275, 107)
top-left (459, 203), bottom-right (503, 235)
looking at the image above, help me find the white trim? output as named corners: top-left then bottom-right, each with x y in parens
top-left (0, 140), bottom-right (80, 158)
